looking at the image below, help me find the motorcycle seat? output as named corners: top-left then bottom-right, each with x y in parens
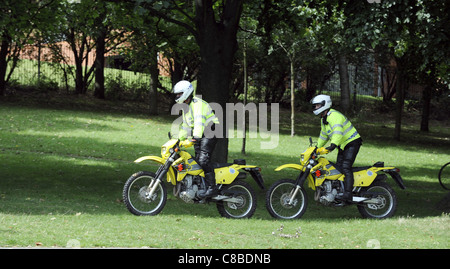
top-left (352, 162), bottom-right (384, 172)
top-left (211, 162), bottom-right (233, 168)
top-left (352, 166), bottom-right (371, 172)
top-left (211, 159), bottom-right (246, 169)
top-left (329, 161), bottom-right (385, 173)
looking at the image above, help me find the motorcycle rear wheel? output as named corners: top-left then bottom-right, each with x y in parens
top-left (265, 179), bottom-right (308, 219)
top-left (123, 171), bottom-right (167, 216)
top-left (216, 180), bottom-right (257, 219)
top-left (357, 181), bottom-right (397, 219)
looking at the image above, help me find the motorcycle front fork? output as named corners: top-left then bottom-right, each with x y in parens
top-left (146, 155), bottom-right (175, 199)
top-left (145, 178), bottom-right (161, 200)
top-left (288, 185), bottom-right (301, 205)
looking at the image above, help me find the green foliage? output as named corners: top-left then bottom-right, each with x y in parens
top-left (3, 0), bottom-right (449, 105)
top-left (343, 0), bottom-right (449, 86)
top-left (104, 73), bottom-right (150, 101)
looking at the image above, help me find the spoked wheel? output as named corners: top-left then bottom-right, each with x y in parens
top-left (265, 179), bottom-right (308, 219)
top-left (216, 180), bottom-right (257, 219)
top-left (357, 181), bottom-right (397, 219)
top-left (123, 171), bottom-right (167, 216)
top-left (438, 162), bottom-right (450, 191)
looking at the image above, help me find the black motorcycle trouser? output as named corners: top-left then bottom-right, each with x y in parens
top-left (194, 136), bottom-right (217, 175)
top-left (335, 138), bottom-right (362, 195)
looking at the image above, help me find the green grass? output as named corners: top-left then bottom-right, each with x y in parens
top-left (0, 95), bottom-right (449, 249)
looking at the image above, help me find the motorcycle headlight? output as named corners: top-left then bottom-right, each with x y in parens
top-left (161, 146), bottom-right (167, 156)
top-left (300, 154), bottom-right (305, 164)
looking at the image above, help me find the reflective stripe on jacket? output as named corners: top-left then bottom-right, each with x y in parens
top-left (317, 109), bottom-right (360, 150)
top-left (179, 96), bottom-right (219, 140)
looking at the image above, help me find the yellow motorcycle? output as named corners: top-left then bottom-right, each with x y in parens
top-left (123, 135), bottom-right (265, 219)
top-left (266, 138), bottom-right (405, 219)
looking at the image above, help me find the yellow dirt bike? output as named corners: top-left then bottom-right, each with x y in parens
top-left (123, 135), bottom-right (265, 219)
top-left (266, 138), bottom-right (405, 219)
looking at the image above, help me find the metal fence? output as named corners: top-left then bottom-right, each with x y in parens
top-left (9, 59), bottom-right (171, 90)
top-left (322, 63), bottom-right (381, 108)
top-left (9, 43), bottom-right (173, 98)
top-left (9, 43), bottom-right (387, 107)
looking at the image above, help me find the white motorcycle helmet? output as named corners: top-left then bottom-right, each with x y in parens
top-left (310, 94), bottom-right (332, 115)
top-left (173, 80), bottom-right (194, 103)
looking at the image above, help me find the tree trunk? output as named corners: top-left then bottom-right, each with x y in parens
top-left (241, 40), bottom-right (248, 154)
top-left (94, 30), bottom-right (106, 99)
top-left (194, 0), bottom-right (243, 163)
top-left (0, 37), bottom-right (9, 96)
top-left (170, 58), bottom-right (183, 86)
top-left (394, 58), bottom-right (406, 141)
top-left (290, 57), bottom-right (295, 137)
top-left (305, 71), bottom-right (316, 101)
top-left (149, 49), bottom-right (159, 115)
top-left (68, 29), bottom-right (86, 95)
top-left (197, 45), bottom-right (231, 163)
top-left (75, 60), bottom-right (85, 94)
top-left (420, 85), bottom-right (431, 132)
top-left (419, 67), bottom-right (436, 132)
top-left (339, 54), bottom-right (350, 113)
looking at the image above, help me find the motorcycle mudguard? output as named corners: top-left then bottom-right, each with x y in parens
top-left (274, 164), bottom-right (304, 171)
top-left (275, 164), bottom-right (315, 190)
top-left (385, 169), bottom-right (406, 189)
top-left (246, 168), bottom-right (265, 189)
top-left (134, 156), bottom-right (177, 185)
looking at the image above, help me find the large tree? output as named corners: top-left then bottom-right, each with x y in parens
top-left (0, 0), bottom-right (60, 95)
top-left (343, 0), bottom-right (450, 139)
top-left (140, 0), bottom-right (244, 162)
top-left (92, 1), bottom-right (131, 99)
top-left (47, 0), bottom-right (129, 95)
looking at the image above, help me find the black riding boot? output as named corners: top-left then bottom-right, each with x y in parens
top-left (336, 139), bottom-right (361, 202)
top-left (199, 172), bottom-right (217, 198)
top-left (340, 174), bottom-right (354, 202)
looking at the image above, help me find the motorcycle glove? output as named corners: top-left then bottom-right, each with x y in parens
top-left (180, 139), bottom-right (194, 148)
top-left (326, 143), bottom-right (337, 152)
top-left (317, 147), bottom-right (329, 155)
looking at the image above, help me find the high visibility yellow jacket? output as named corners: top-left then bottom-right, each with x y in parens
top-left (179, 96), bottom-right (219, 140)
top-left (317, 109), bottom-right (360, 150)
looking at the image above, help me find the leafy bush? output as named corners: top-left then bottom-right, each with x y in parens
top-left (104, 74), bottom-right (150, 101)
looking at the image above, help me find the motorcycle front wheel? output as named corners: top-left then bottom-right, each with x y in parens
top-left (357, 181), bottom-right (397, 219)
top-left (123, 171), bottom-right (167, 216)
top-left (265, 179), bottom-right (308, 219)
top-left (216, 180), bottom-right (257, 219)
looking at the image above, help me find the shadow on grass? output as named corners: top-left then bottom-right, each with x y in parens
top-left (0, 98), bottom-right (179, 126)
top-left (1, 141), bottom-right (447, 221)
top-left (0, 101), bottom-right (448, 221)
top-left (280, 111), bottom-right (450, 156)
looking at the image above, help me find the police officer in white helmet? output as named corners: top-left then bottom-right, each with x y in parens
top-left (311, 95), bottom-right (363, 202)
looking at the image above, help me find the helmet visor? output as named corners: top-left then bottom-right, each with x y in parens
top-left (312, 101), bottom-right (325, 111)
top-left (175, 92), bottom-right (183, 99)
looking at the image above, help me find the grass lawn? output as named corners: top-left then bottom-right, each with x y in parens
top-left (0, 94), bottom-right (449, 249)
